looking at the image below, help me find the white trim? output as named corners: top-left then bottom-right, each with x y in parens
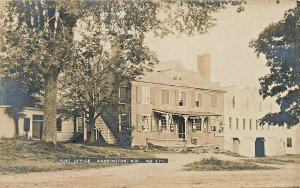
top-left (161, 88), bottom-right (170, 105)
top-left (179, 90), bottom-right (187, 106)
top-left (195, 92), bottom-right (203, 107)
top-left (119, 114), bottom-right (127, 132)
top-left (141, 86), bottom-right (151, 104)
top-left (141, 114), bottom-right (151, 132)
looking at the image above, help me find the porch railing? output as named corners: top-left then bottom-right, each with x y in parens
top-left (145, 138), bottom-right (188, 151)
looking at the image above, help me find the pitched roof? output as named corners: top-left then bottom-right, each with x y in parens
top-left (154, 60), bottom-right (182, 71)
top-left (134, 61), bottom-right (224, 92)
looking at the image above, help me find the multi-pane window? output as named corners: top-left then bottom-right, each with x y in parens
top-left (119, 114), bottom-right (127, 132)
top-left (256, 120), bottom-right (259, 130)
top-left (24, 118), bottom-right (30, 132)
top-left (192, 119), bottom-right (202, 131)
top-left (195, 92), bottom-right (202, 107)
top-left (56, 118), bottom-right (62, 132)
top-left (142, 115), bottom-right (151, 131)
top-left (77, 117), bottom-right (83, 132)
top-left (179, 91), bottom-right (186, 106)
top-left (287, 138), bottom-right (292, 147)
top-left (161, 89), bottom-right (170, 105)
top-left (161, 116), bottom-right (167, 131)
top-left (229, 117), bottom-right (232, 129)
top-left (33, 115), bottom-right (44, 121)
top-left (243, 119), bottom-right (246, 130)
top-left (119, 86), bottom-right (127, 103)
top-left (249, 119), bottom-right (252, 130)
top-left (236, 118), bottom-right (239, 129)
top-left (141, 86), bottom-right (150, 104)
top-left (211, 93), bottom-right (218, 107)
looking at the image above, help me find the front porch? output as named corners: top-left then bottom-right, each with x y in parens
top-left (152, 109), bottom-right (223, 145)
top-left (131, 108), bottom-right (224, 147)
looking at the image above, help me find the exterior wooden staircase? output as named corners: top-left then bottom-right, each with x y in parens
top-left (95, 116), bottom-right (117, 145)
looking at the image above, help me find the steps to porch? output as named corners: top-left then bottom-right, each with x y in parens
top-left (95, 117), bottom-right (117, 145)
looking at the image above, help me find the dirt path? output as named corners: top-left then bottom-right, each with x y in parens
top-left (0, 153), bottom-right (299, 188)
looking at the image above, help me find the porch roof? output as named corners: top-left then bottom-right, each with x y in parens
top-left (153, 109), bottom-right (221, 117)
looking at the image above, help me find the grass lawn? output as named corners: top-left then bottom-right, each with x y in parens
top-left (0, 138), bottom-right (153, 175)
top-left (221, 150), bottom-right (244, 158)
top-left (243, 155), bottom-right (300, 165)
top-left (183, 157), bottom-right (278, 171)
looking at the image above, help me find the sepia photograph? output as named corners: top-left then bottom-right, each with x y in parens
top-left (0, 0), bottom-right (299, 187)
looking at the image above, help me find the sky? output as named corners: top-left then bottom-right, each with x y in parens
top-left (0, 0), bottom-right (296, 88)
top-left (145, 0), bottom-right (296, 88)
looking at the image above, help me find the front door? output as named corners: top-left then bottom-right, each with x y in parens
top-left (233, 138), bottom-right (240, 154)
top-left (255, 137), bottom-right (265, 157)
top-left (32, 121), bottom-right (43, 139)
top-left (178, 123), bottom-right (185, 139)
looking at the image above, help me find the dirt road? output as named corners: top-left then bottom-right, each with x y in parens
top-left (0, 153), bottom-right (299, 188)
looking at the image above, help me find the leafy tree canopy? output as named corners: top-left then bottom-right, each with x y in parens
top-left (0, 0), bottom-right (244, 142)
top-left (250, 4), bottom-right (300, 126)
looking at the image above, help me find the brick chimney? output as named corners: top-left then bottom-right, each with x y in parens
top-left (197, 54), bottom-right (211, 81)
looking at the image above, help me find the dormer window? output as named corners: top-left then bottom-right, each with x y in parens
top-left (173, 70), bottom-right (183, 80)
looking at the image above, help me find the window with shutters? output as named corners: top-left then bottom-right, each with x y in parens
top-left (77, 117), bottom-right (83, 132)
top-left (249, 119), bottom-right (252, 130)
top-left (195, 92), bottom-right (202, 107)
top-left (256, 120), bottom-right (259, 130)
top-left (243, 119), bottom-right (246, 130)
top-left (192, 119), bottom-right (202, 131)
top-left (179, 91), bottom-right (186, 106)
top-left (142, 114), bottom-right (151, 131)
top-left (119, 114), bottom-right (127, 132)
top-left (287, 138), bottom-right (292, 147)
top-left (56, 118), bottom-right (62, 132)
top-left (236, 118), bottom-right (239, 129)
top-left (161, 89), bottom-right (170, 105)
top-left (141, 86), bottom-right (150, 104)
top-left (161, 116), bottom-right (167, 131)
top-left (229, 117), bottom-right (232, 129)
top-left (119, 86), bottom-right (127, 104)
top-left (211, 93), bottom-right (218, 107)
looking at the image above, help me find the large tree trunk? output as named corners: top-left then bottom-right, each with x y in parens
top-left (87, 116), bottom-right (96, 143)
top-left (42, 73), bottom-right (58, 143)
top-left (14, 116), bottom-right (19, 137)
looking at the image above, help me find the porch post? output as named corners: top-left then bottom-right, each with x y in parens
top-left (183, 115), bottom-right (189, 140)
top-left (200, 116), bottom-right (206, 145)
top-left (166, 114), bottom-right (170, 147)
